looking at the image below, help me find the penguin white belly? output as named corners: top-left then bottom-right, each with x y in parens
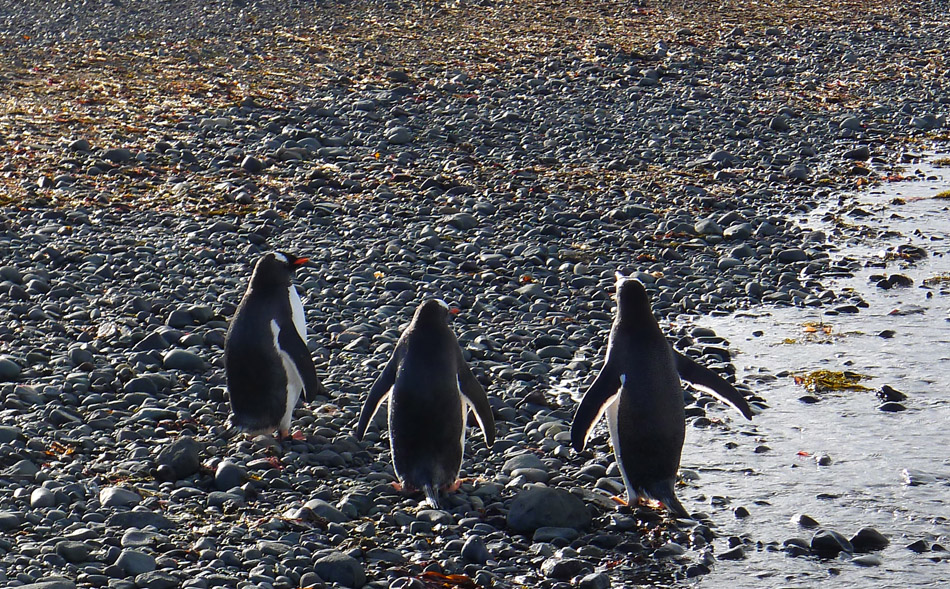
top-left (604, 392), bottom-right (631, 496)
top-left (289, 285), bottom-right (307, 344)
top-left (457, 378), bottom-right (468, 453)
top-left (270, 320), bottom-right (305, 432)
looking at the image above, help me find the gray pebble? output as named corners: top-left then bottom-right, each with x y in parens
top-left (811, 529), bottom-right (854, 557)
top-left (162, 349), bottom-right (205, 371)
top-left (214, 460), bottom-right (247, 491)
top-left (55, 540), bottom-right (93, 563)
top-left (100, 486), bottom-right (142, 508)
top-left (507, 486), bottom-right (591, 532)
top-left (156, 436), bottom-right (202, 479)
top-left (31, 487), bottom-right (56, 508)
top-left (313, 550), bottom-right (366, 588)
top-left (108, 510), bottom-right (175, 530)
top-left (0, 357), bottom-right (21, 381)
top-left (116, 549), bottom-right (157, 574)
top-left (461, 536), bottom-right (491, 564)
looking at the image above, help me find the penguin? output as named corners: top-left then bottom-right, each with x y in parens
top-left (355, 299), bottom-right (495, 508)
top-left (224, 251), bottom-right (327, 439)
top-left (571, 273), bottom-right (752, 518)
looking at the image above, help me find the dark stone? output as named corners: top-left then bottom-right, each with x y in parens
top-left (156, 436), bottom-right (202, 479)
top-left (507, 486), bottom-right (591, 533)
top-left (850, 527), bottom-right (889, 552)
top-left (811, 529), bottom-right (854, 557)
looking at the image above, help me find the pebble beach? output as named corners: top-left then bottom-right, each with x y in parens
top-left (0, 1), bottom-right (948, 588)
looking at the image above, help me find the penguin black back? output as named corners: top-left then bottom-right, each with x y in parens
top-left (356, 298), bottom-right (495, 507)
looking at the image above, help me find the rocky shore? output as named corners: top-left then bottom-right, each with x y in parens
top-left (0, 0), bottom-right (948, 587)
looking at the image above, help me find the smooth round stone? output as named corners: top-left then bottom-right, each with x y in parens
top-left (313, 551), bottom-right (366, 588)
top-left (55, 540), bottom-right (93, 563)
top-left (214, 461), bottom-right (247, 491)
top-left (461, 536), bottom-right (491, 564)
top-left (99, 487), bottom-right (142, 508)
top-left (850, 527), bottom-right (889, 552)
top-left (811, 529), bottom-right (854, 557)
top-left (385, 127), bottom-right (412, 144)
top-left (777, 249), bottom-right (808, 263)
top-left (162, 349), bottom-right (205, 371)
top-left (851, 554), bottom-right (884, 567)
top-left (502, 453), bottom-right (546, 474)
top-left (507, 486), bottom-right (591, 532)
top-left (694, 218), bottom-right (723, 236)
top-left (0, 358), bottom-right (21, 381)
top-left (116, 549), bottom-right (156, 575)
top-left (717, 257), bottom-right (742, 270)
top-left (540, 556), bottom-right (592, 579)
top-left (31, 487), bottom-right (56, 508)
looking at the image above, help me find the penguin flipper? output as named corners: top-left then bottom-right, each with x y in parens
top-left (355, 344), bottom-right (402, 440)
top-left (457, 357), bottom-right (495, 448)
top-left (674, 350), bottom-right (753, 420)
top-left (277, 325), bottom-right (326, 402)
top-left (571, 362), bottom-right (622, 452)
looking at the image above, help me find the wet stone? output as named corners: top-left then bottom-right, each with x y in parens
top-left (718, 546), bottom-right (745, 560)
top-left (850, 528), bottom-right (889, 552)
top-left (811, 529), bottom-right (854, 557)
top-left (540, 556), bottom-right (592, 579)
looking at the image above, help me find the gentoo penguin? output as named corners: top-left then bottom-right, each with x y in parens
top-left (224, 251), bottom-right (326, 439)
top-left (571, 274), bottom-right (752, 518)
top-left (355, 299), bottom-right (495, 508)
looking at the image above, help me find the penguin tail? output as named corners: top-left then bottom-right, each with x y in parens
top-left (422, 484), bottom-right (441, 509)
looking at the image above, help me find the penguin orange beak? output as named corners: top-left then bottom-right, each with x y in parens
top-left (449, 307), bottom-right (461, 315)
top-left (292, 257), bottom-right (309, 266)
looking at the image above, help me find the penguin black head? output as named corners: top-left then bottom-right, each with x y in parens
top-left (271, 251), bottom-right (309, 271)
top-left (413, 298), bottom-right (453, 326)
top-left (614, 273), bottom-right (652, 320)
top-left (250, 251), bottom-right (309, 290)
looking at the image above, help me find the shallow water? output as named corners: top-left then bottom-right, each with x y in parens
top-left (684, 154), bottom-right (950, 587)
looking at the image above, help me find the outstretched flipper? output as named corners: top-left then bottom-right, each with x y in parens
top-left (356, 343), bottom-right (404, 440)
top-left (571, 361), bottom-right (622, 452)
top-left (457, 359), bottom-right (496, 447)
top-left (277, 325), bottom-right (326, 401)
top-left (674, 350), bottom-right (753, 420)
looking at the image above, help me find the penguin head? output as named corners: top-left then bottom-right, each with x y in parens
top-left (413, 298), bottom-right (453, 326)
top-left (250, 251), bottom-right (309, 289)
top-left (614, 274), bottom-right (652, 320)
top-left (271, 251), bottom-right (309, 271)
